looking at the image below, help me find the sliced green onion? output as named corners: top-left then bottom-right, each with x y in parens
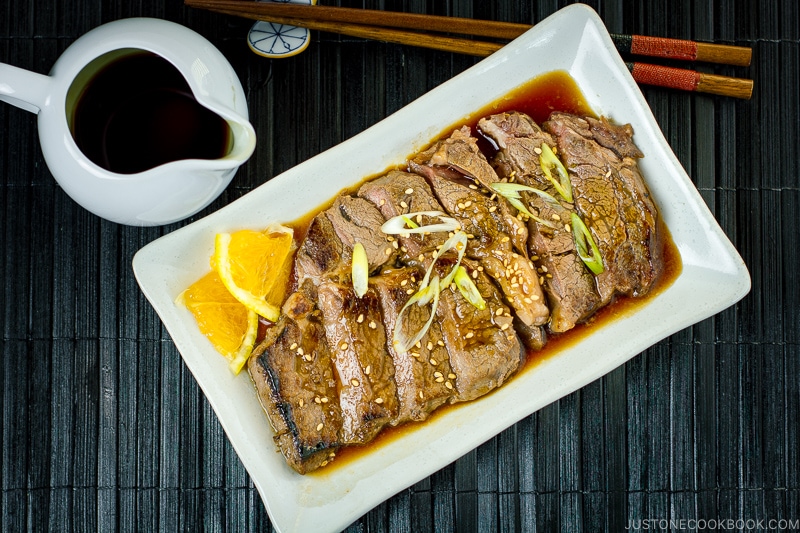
top-left (393, 275), bottom-right (441, 353)
top-left (401, 215), bottom-right (419, 229)
top-left (381, 211), bottom-right (460, 235)
top-left (421, 230), bottom-right (469, 289)
top-left (490, 182), bottom-right (560, 206)
top-left (570, 213), bottom-right (604, 275)
top-left (539, 143), bottom-right (573, 203)
top-left (491, 183), bottom-right (557, 229)
top-left (453, 266), bottom-right (486, 310)
top-left (351, 242), bottom-right (369, 297)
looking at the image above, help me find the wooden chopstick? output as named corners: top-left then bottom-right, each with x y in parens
top-left (185, 0), bottom-right (752, 67)
top-left (184, 0), bottom-right (754, 98)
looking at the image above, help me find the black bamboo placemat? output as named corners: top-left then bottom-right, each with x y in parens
top-left (2, 1), bottom-right (798, 531)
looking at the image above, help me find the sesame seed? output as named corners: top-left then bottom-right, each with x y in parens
top-left (380, 199), bottom-right (386, 206)
top-left (290, 343), bottom-right (298, 350)
top-left (437, 340), bottom-right (445, 346)
top-left (435, 376), bottom-right (445, 383)
top-left (400, 201), bottom-right (408, 209)
top-left (393, 241), bottom-right (399, 249)
top-left (418, 254), bottom-right (425, 261)
top-left (317, 423), bottom-right (324, 431)
top-left (419, 391), bottom-right (424, 399)
top-left (357, 313), bottom-right (364, 323)
top-left (410, 351), bottom-right (420, 358)
top-left (427, 341), bottom-right (433, 350)
top-left (375, 397), bottom-right (384, 404)
top-left (433, 371), bottom-right (443, 379)
top-left (314, 396), bottom-right (321, 404)
top-left (517, 227), bottom-right (524, 234)
top-left (469, 184), bottom-right (478, 190)
top-left (400, 279), bottom-right (408, 286)
top-left (511, 282), bottom-right (519, 288)
top-left (321, 397), bottom-right (329, 403)
top-left (351, 378), bottom-right (360, 387)
top-left (501, 323), bottom-right (510, 331)
top-left (605, 169), bottom-right (612, 178)
top-left (445, 381), bottom-right (453, 390)
top-left (365, 365), bottom-right (371, 375)
top-left (297, 347), bottom-right (304, 356)
top-left (340, 342), bottom-right (349, 350)
top-left (533, 295), bottom-right (540, 300)
top-left (501, 236), bottom-right (510, 243)
top-left (385, 247), bottom-right (392, 255)
top-left (430, 358), bottom-right (438, 366)
top-left (448, 373), bottom-right (457, 379)
top-left (465, 332), bottom-right (474, 339)
top-left (539, 276), bottom-right (545, 285)
top-left (524, 297), bottom-right (532, 304)
top-left (304, 354), bottom-right (312, 361)
top-left (369, 321), bottom-right (377, 329)
top-left (299, 399), bottom-right (304, 407)
top-left (406, 288), bottom-right (414, 294)
top-left (534, 147), bottom-right (542, 154)
top-left (564, 224), bottom-right (571, 232)
top-left (472, 269), bottom-right (478, 279)
top-left (457, 202), bottom-right (465, 210)
top-left (495, 308), bottom-right (503, 316)
top-left (551, 213), bottom-right (561, 221)
top-left (489, 206), bottom-right (497, 213)
top-left (464, 201), bottom-right (473, 208)
top-left (401, 246), bottom-right (408, 252)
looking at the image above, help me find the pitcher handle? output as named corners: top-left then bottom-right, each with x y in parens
top-left (0, 63), bottom-right (52, 114)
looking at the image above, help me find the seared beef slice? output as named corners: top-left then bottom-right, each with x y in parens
top-left (317, 280), bottom-right (399, 445)
top-left (544, 112), bottom-right (663, 299)
top-left (479, 112), bottom-right (601, 332)
top-left (372, 266), bottom-right (454, 423)
top-left (433, 258), bottom-right (524, 401)
top-left (248, 284), bottom-right (342, 474)
top-left (294, 212), bottom-right (345, 285)
top-left (358, 170), bottom-right (449, 262)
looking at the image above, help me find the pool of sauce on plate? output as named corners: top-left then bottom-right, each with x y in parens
top-left (269, 70), bottom-right (683, 475)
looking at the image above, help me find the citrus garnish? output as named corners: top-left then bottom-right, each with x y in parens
top-left (212, 226), bottom-right (294, 322)
top-left (176, 271), bottom-right (260, 374)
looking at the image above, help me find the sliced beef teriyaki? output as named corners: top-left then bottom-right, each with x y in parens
top-left (247, 108), bottom-right (666, 475)
top-left (543, 112), bottom-right (663, 300)
top-left (479, 111), bottom-right (601, 332)
top-left (248, 281), bottom-right (342, 474)
top-left (317, 280), bottom-right (399, 445)
top-left (410, 162), bottom-right (549, 328)
top-left (433, 257), bottom-right (524, 401)
top-left (294, 211), bottom-right (346, 285)
top-left (412, 127), bottom-right (529, 256)
top-left (358, 170), bottom-right (449, 263)
top-left (325, 195), bottom-right (397, 272)
top-left (372, 266), bottom-right (454, 423)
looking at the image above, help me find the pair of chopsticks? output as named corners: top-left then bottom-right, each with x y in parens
top-left (184, 0), bottom-right (753, 99)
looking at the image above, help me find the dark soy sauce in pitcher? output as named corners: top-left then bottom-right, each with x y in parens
top-left (70, 51), bottom-right (231, 174)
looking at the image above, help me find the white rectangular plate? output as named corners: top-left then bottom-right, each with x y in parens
top-left (133, 5), bottom-right (751, 532)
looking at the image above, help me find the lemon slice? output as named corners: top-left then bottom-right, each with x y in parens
top-left (212, 227), bottom-right (294, 322)
top-left (176, 271), bottom-right (259, 374)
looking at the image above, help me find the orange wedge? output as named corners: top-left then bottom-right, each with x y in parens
top-left (212, 226), bottom-right (294, 322)
top-left (176, 271), bottom-right (259, 374)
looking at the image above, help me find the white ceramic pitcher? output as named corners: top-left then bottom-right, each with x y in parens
top-left (0, 18), bottom-right (256, 226)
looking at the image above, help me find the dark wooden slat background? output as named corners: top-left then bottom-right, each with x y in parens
top-left (2, 1), bottom-right (798, 531)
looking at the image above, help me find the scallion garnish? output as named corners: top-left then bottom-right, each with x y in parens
top-left (393, 275), bottom-right (441, 353)
top-left (351, 242), bottom-right (369, 297)
top-left (570, 213), bottom-right (604, 275)
top-left (490, 182), bottom-right (557, 229)
top-left (381, 210), bottom-right (460, 235)
top-left (453, 266), bottom-right (486, 310)
top-left (539, 143), bottom-right (573, 203)
top-left (421, 230), bottom-right (468, 289)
